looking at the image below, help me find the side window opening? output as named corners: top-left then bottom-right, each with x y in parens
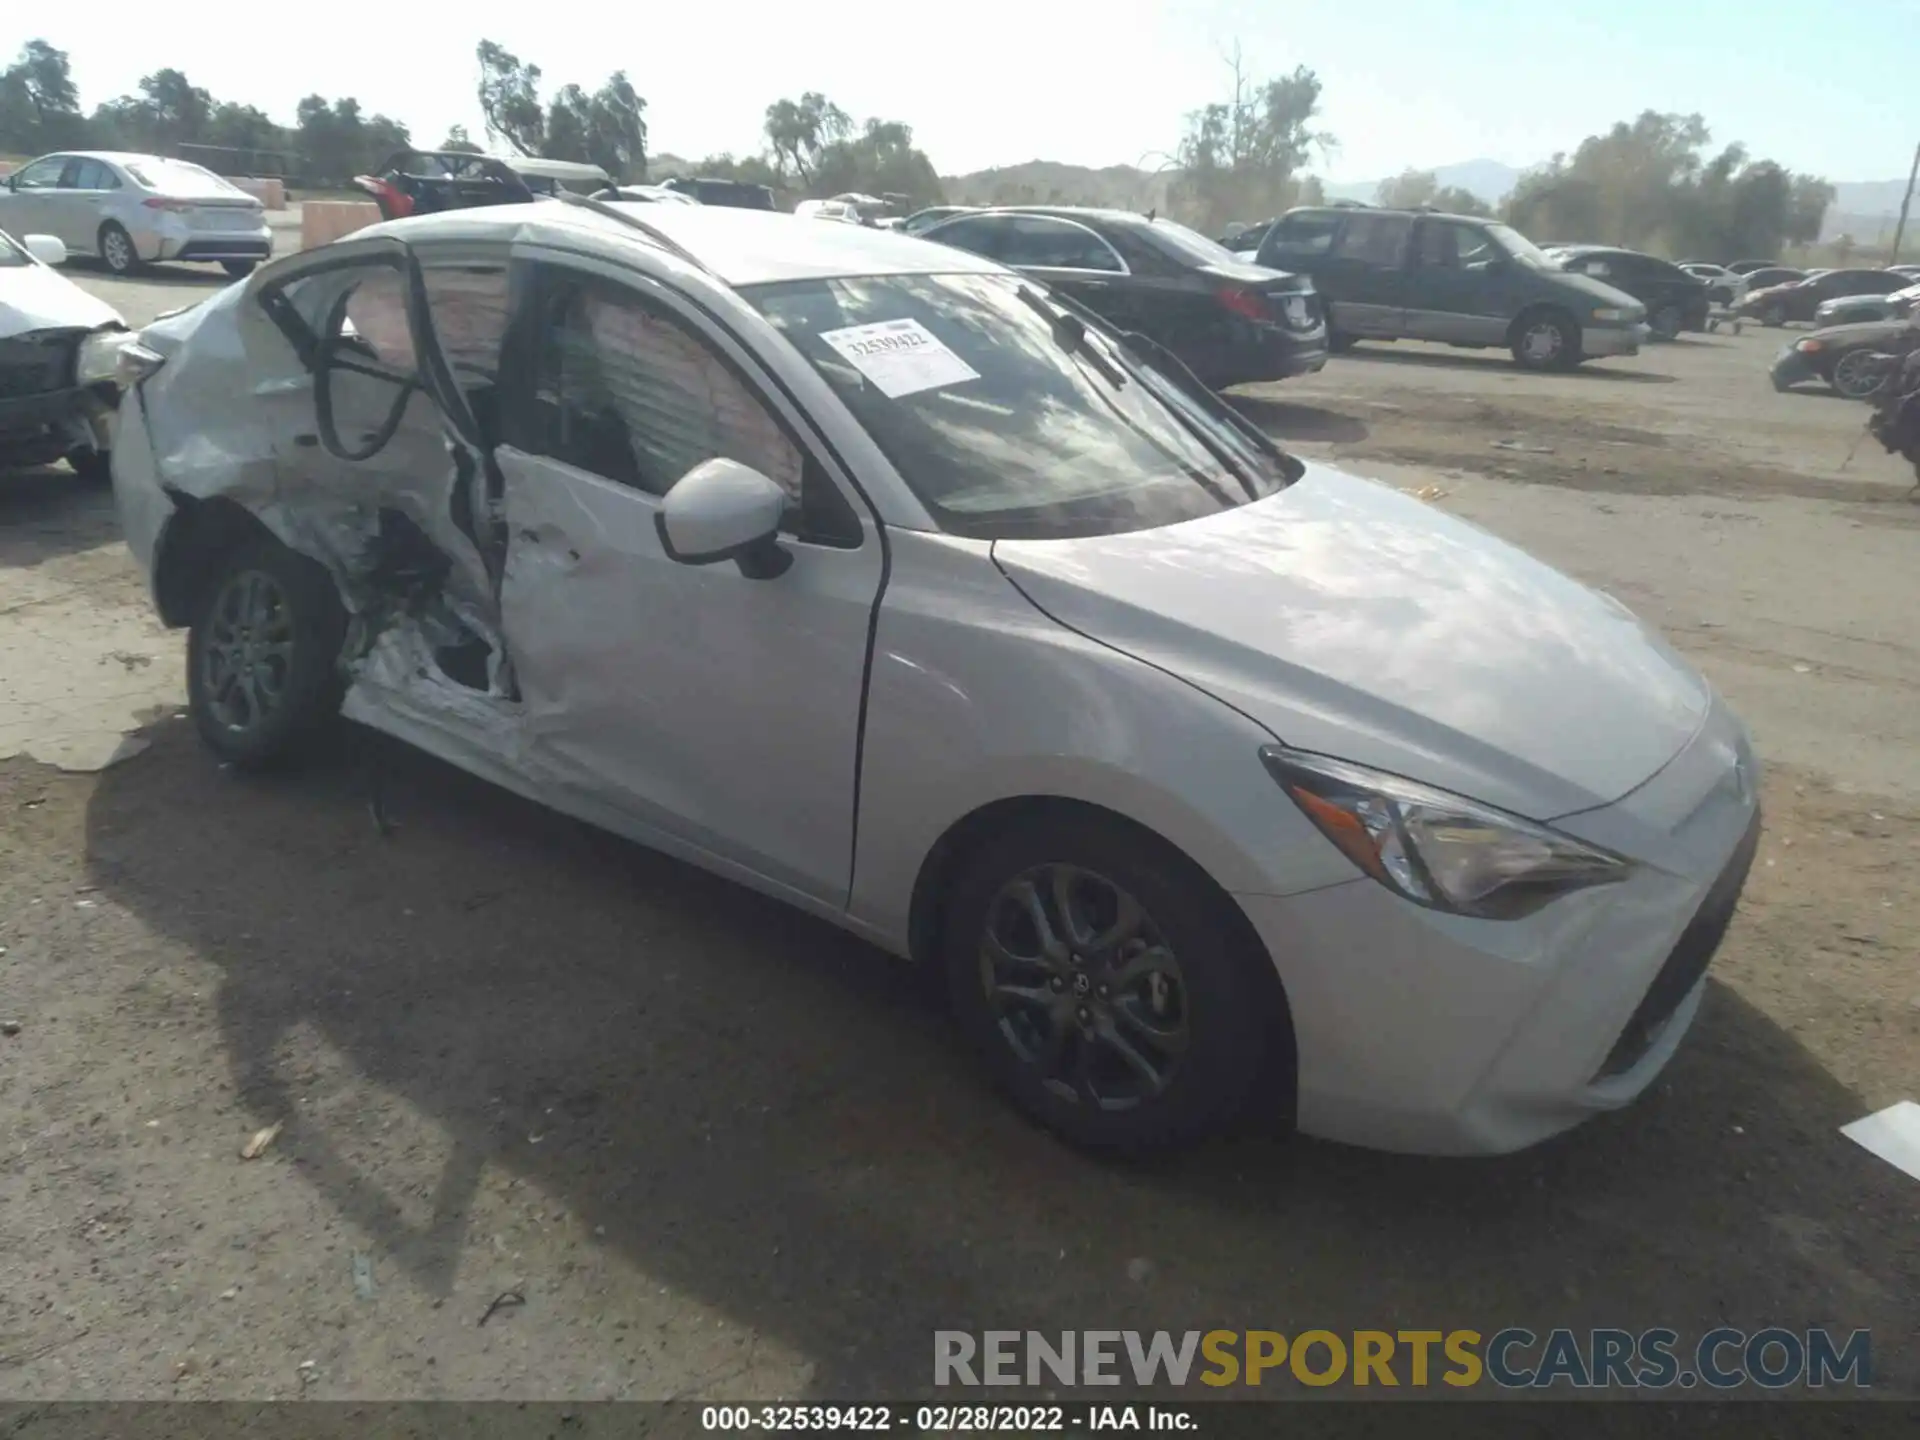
top-left (523, 273), bottom-right (859, 546)
top-left (1264, 213), bottom-right (1340, 261)
top-left (1330, 213), bottom-right (1413, 266)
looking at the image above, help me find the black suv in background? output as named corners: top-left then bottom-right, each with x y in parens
top-left (1248, 206), bottom-right (1648, 370)
top-left (661, 176), bottom-right (777, 210)
top-left (1544, 246), bottom-right (1710, 339)
top-left (920, 206), bottom-right (1328, 388)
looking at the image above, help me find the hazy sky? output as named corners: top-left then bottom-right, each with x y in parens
top-left (10, 1), bottom-right (1920, 182)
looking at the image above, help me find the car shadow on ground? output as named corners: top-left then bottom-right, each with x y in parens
top-left (63, 257), bottom-right (241, 287)
top-left (1224, 394), bottom-right (1369, 444)
top-left (82, 721), bottom-right (1920, 1400)
top-left (1339, 345), bottom-right (1678, 383)
top-left (0, 470), bottom-right (121, 565)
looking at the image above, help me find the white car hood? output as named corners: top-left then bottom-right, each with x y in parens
top-left (0, 261), bottom-right (124, 338)
top-left (992, 463), bottom-right (1711, 821)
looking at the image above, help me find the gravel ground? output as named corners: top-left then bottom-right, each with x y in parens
top-left (1, 265), bottom-right (1916, 1405)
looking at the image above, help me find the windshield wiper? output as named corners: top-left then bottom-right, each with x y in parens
top-left (1014, 285), bottom-right (1127, 389)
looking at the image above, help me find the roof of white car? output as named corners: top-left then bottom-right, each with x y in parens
top-left (359, 201), bottom-right (1006, 287)
top-left (44, 150), bottom-right (173, 165)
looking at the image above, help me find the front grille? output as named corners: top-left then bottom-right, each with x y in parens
top-left (1597, 809), bottom-right (1762, 1079)
top-left (0, 330), bottom-right (81, 400)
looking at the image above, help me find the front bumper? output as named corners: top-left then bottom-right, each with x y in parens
top-left (1581, 322), bottom-right (1648, 357)
top-left (1235, 696), bottom-right (1761, 1155)
top-left (0, 383), bottom-right (116, 471)
top-left (1770, 347), bottom-right (1820, 391)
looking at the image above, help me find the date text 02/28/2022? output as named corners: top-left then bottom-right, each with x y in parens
top-left (700, 1404), bottom-right (1190, 1431)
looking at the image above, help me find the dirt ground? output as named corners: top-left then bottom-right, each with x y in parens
top-left (1, 261), bottom-right (1916, 1405)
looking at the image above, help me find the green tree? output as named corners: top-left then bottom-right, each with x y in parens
top-left (764, 92), bottom-right (852, 186)
top-left (476, 43), bottom-right (646, 179)
top-left (476, 40), bottom-right (545, 156)
top-left (1504, 110), bottom-right (1832, 259)
top-left (1172, 46), bottom-right (1331, 234)
top-left (812, 117), bottom-right (943, 204)
top-left (439, 124), bottom-right (483, 154)
top-left (295, 95), bottom-right (408, 183)
top-left (0, 39), bottom-right (84, 151)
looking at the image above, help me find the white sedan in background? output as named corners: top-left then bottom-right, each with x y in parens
top-left (107, 199), bottom-right (1760, 1156)
top-left (0, 150), bottom-right (272, 277)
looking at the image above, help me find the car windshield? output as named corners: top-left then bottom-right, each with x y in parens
top-left (124, 157), bottom-right (245, 196)
top-left (1141, 219), bottom-right (1244, 268)
top-left (743, 271), bottom-right (1293, 540)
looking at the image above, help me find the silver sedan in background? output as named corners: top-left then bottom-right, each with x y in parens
top-left (0, 150), bottom-right (272, 277)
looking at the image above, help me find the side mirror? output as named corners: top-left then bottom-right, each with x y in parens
top-left (655, 457), bottom-right (792, 579)
top-left (24, 233), bottom-right (68, 266)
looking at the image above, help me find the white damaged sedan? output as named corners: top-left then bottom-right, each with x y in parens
top-left (1, 228), bottom-right (137, 482)
top-left (110, 198), bottom-right (1761, 1155)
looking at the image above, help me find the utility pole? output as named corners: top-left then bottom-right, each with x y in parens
top-left (1891, 139), bottom-right (1920, 264)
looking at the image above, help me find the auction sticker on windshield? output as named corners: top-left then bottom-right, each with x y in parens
top-left (819, 318), bottom-right (979, 399)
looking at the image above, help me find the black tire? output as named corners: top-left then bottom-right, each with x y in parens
top-left (66, 448), bottom-right (112, 484)
top-left (1760, 301), bottom-right (1786, 328)
top-left (1509, 308), bottom-right (1581, 371)
top-left (221, 260), bottom-right (257, 278)
top-left (1829, 349), bottom-right (1884, 401)
top-left (1327, 330), bottom-right (1361, 354)
top-left (186, 535), bottom-right (347, 769)
top-left (942, 811), bottom-right (1276, 1152)
top-left (1648, 304), bottom-right (1683, 342)
top-left (98, 221), bottom-right (140, 276)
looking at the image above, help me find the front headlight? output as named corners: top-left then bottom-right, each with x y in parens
top-left (75, 327), bottom-right (134, 387)
top-left (1590, 306), bottom-right (1634, 323)
top-left (1260, 747), bottom-right (1633, 920)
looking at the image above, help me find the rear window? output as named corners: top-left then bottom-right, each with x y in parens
top-left (124, 158), bottom-right (246, 196)
top-left (1139, 219), bottom-right (1243, 268)
top-left (744, 271), bottom-right (1291, 541)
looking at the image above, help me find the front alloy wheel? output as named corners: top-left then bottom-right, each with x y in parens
top-left (979, 865), bottom-right (1189, 1111)
top-left (1830, 350), bottom-right (1884, 400)
top-left (943, 813), bottom-right (1276, 1151)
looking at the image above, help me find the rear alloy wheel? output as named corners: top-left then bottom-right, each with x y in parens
top-left (943, 814), bottom-right (1273, 1151)
top-left (187, 536), bottom-right (347, 768)
top-left (1760, 301), bottom-right (1787, 327)
top-left (1649, 304), bottom-right (1684, 341)
top-left (99, 222), bottom-right (140, 276)
top-left (1511, 311), bottom-right (1579, 371)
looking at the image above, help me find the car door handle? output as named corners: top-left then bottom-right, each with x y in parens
top-left (293, 433), bottom-right (319, 448)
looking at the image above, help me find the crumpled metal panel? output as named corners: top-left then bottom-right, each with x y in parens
top-left (131, 260), bottom-right (521, 768)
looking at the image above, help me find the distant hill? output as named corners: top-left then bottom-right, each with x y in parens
top-left (1322, 158), bottom-right (1523, 206)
